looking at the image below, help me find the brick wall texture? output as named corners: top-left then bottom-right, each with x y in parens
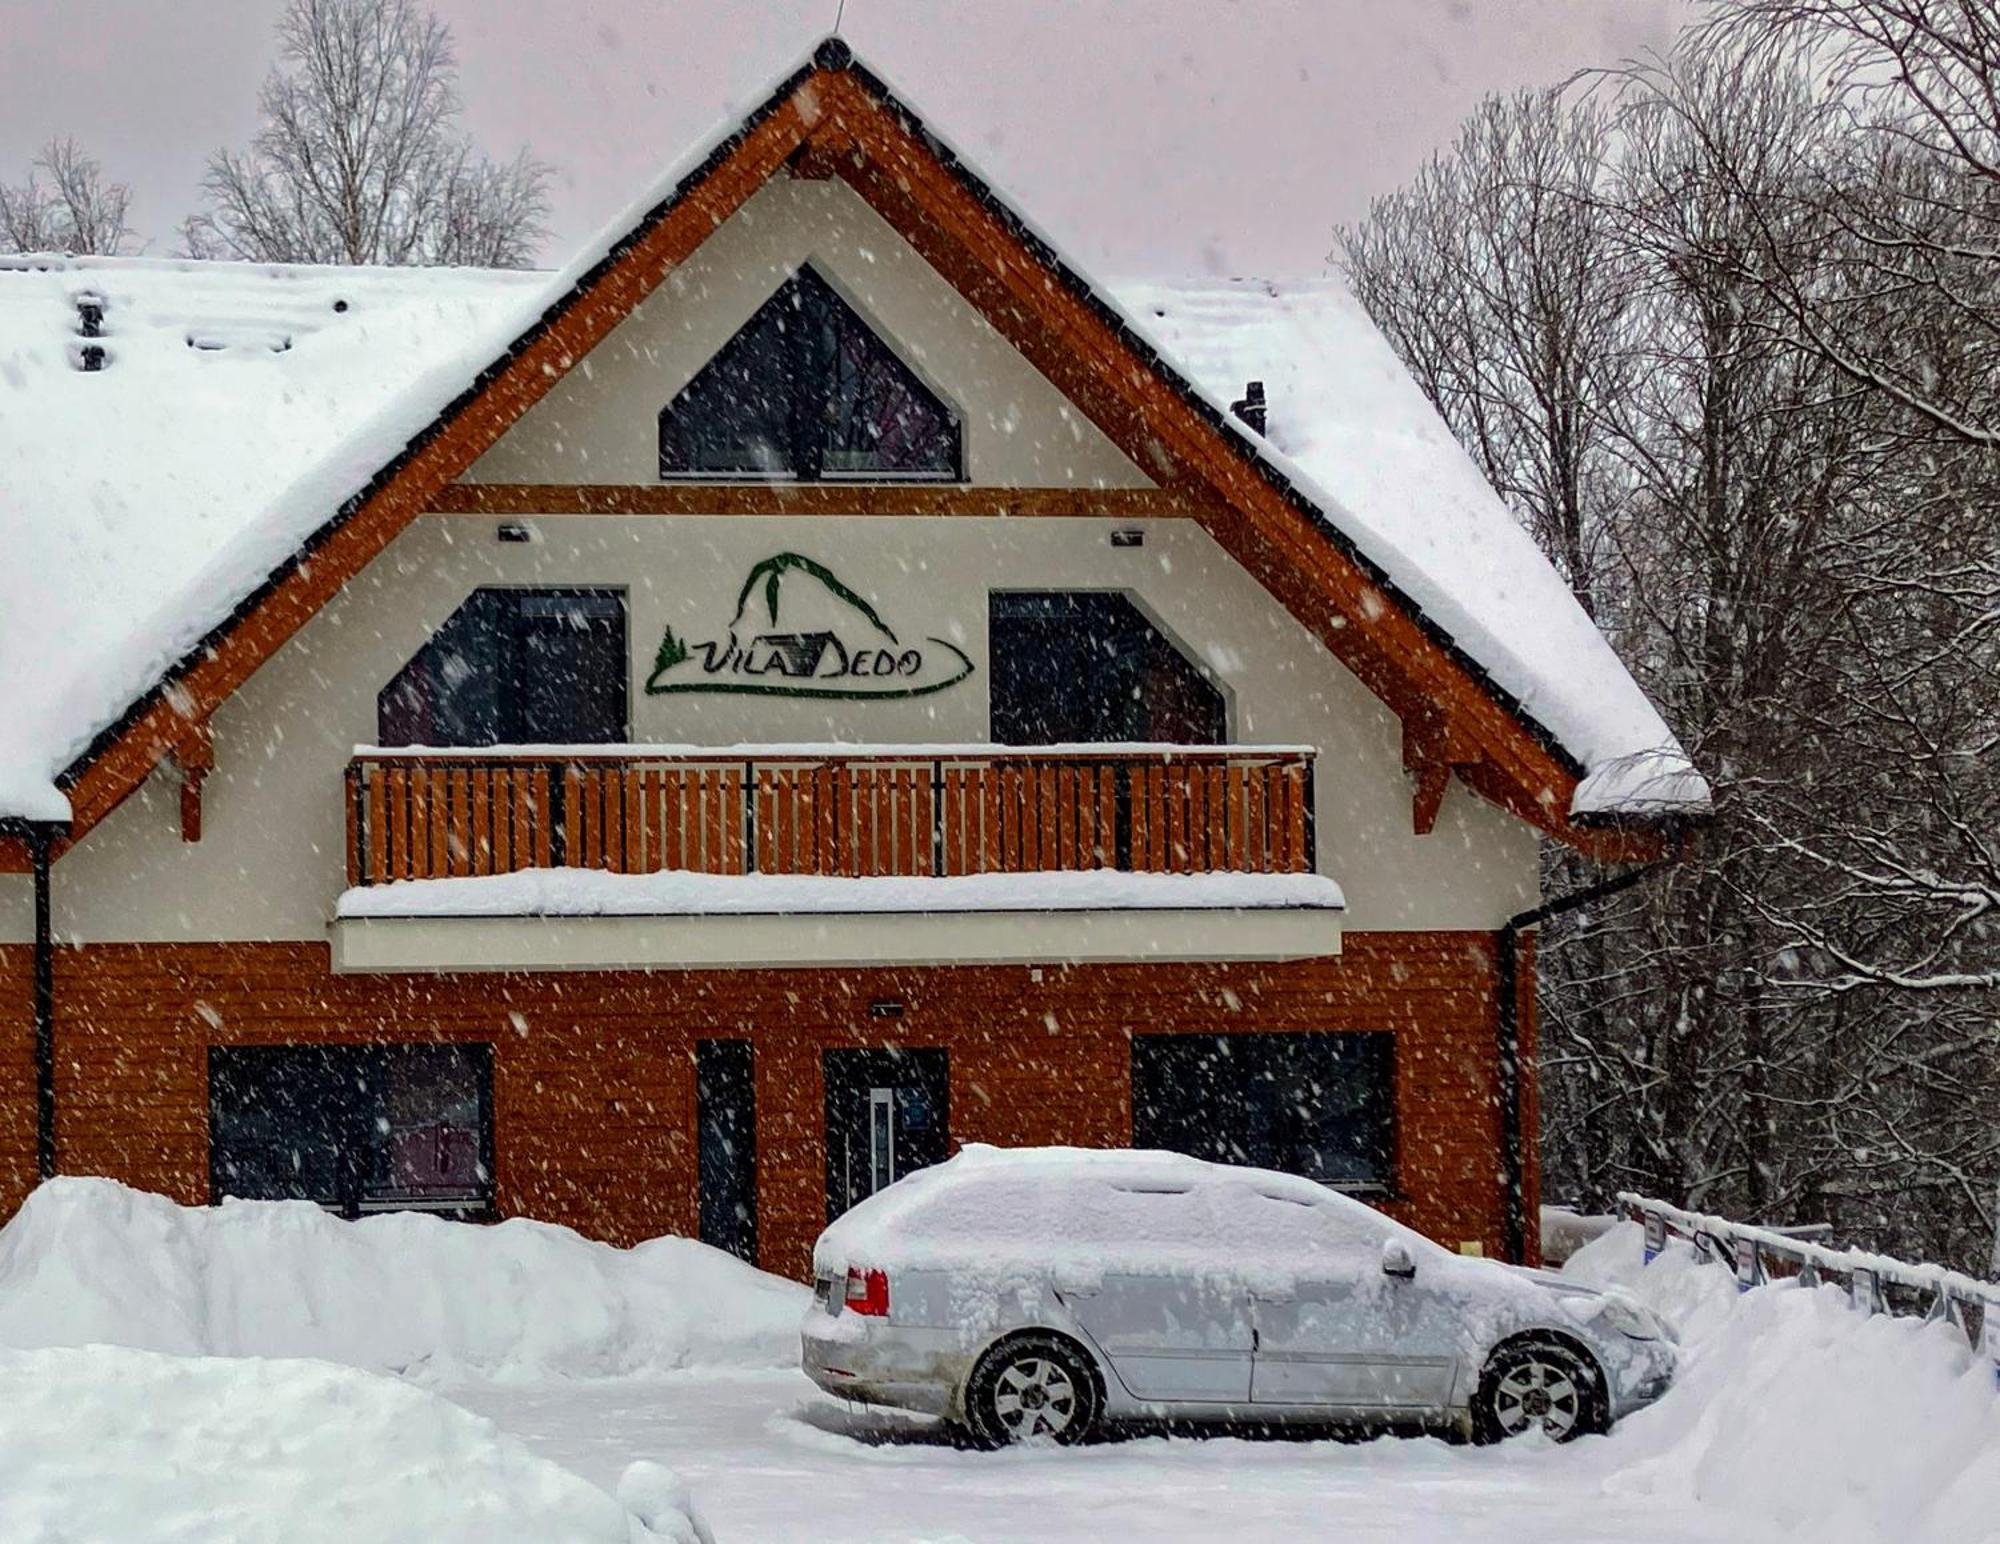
top-left (0, 934), bottom-right (1538, 1278)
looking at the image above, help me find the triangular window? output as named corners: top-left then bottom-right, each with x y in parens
top-left (658, 267), bottom-right (962, 482)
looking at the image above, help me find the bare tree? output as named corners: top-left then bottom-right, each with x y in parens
top-left (1338, 17), bottom-right (2000, 1268)
top-left (183, 0), bottom-right (550, 266)
top-left (0, 139), bottom-right (136, 255)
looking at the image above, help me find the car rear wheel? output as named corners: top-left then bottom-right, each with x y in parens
top-left (1472, 1338), bottom-right (1606, 1444)
top-left (964, 1333), bottom-right (1102, 1447)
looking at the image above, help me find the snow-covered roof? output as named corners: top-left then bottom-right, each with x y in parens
top-left (0, 254), bottom-right (545, 821)
top-left (1118, 278), bottom-right (1706, 818)
top-left (0, 47), bottom-right (1704, 828)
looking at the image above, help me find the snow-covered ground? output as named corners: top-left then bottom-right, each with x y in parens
top-left (2, 1179), bottom-right (1996, 1543)
top-left (0, 1345), bottom-right (707, 1543)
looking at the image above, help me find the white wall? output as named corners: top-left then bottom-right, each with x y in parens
top-left (463, 177), bottom-right (1149, 490)
top-left (52, 511), bottom-right (1536, 941)
top-left (40, 163), bottom-right (1538, 945)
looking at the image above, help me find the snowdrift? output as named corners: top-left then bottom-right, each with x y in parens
top-left (0, 1178), bottom-right (806, 1382)
top-left (1566, 1223), bottom-right (2000, 1544)
top-left (0, 1344), bottom-right (706, 1544)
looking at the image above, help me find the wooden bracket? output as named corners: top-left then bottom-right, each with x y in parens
top-left (173, 722), bottom-right (214, 843)
top-left (1402, 710), bottom-right (1477, 837)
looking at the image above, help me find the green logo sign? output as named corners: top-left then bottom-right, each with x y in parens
top-left (644, 553), bottom-right (975, 701)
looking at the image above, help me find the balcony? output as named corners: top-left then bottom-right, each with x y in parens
top-left (334, 745), bottom-right (1341, 972)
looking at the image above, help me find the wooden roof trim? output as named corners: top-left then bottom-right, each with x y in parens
top-left (809, 75), bottom-right (1633, 854)
top-left (426, 483), bottom-right (1206, 518)
top-left (48, 82), bottom-right (824, 852)
top-left (40, 47), bottom-right (1656, 865)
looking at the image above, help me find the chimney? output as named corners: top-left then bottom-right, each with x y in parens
top-left (1230, 379), bottom-right (1267, 437)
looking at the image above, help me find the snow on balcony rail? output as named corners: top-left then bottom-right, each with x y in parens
top-left (335, 867), bottom-right (1346, 920)
top-left (1618, 1192), bottom-right (1999, 1356)
top-left (350, 741), bottom-right (1318, 761)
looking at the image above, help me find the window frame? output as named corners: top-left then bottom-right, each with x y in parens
top-left (207, 1042), bottom-right (498, 1221)
top-left (376, 586), bottom-right (630, 749)
top-left (657, 264), bottom-right (966, 485)
top-left (987, 587), bottom-right (1230, 746)
top-left (1129, 1030), bottom-right (1397, 1196)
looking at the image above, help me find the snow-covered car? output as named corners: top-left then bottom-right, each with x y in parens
top-left (802, 1145), bottom-right (1675, 1446)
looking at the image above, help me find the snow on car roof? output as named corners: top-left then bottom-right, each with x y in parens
top-left (0, 47), bottom-right (1703, 825)
top-left (812, 1144), bottom-right (1429, 1287)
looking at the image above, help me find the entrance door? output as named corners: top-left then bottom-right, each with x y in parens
top-left (823, 1048), bottom-right (949, 1222)
top-left (696, 1040), bottom-right (757, 1264)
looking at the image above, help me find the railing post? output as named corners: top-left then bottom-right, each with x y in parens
top-left (1302, 753), bottom-right (1318, 872)
top-left (344, 762), bottom-right (362, 887)
top-left (1114, 761), bottom-right (1133, 871)
top-left (548, 760), bottom-right (568, 867)
top-left (744, 759), bottom-right (757, 873)
top-left (931, 759), bottom-right (945, 878)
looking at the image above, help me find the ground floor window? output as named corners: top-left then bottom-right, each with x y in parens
top-left (209, 1043), bottom-right (494, 1217)
top-left (1131, 1031), bottom-right (1394, 1192)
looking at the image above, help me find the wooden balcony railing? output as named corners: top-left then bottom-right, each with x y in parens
top-left (344, 745), bottom-right (1316, 888)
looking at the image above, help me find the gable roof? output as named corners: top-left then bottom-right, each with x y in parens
top-left (0, 39), bottom-right (1704, 864)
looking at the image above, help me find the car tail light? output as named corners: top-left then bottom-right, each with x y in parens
top-left (844, 1266), bottom-right (890, 1317)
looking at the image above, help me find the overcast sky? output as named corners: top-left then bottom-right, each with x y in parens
top-left (0, 0), bottom-right (1689, 275)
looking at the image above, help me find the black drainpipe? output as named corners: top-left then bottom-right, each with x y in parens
top-left (1496, 858), bottom-right (1672, 1264)
top-left (5, 818), bottom-right (64, 1180)
top-left (30, 827), bottom-right (58, 1180)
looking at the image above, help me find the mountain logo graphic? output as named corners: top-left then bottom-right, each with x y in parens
top-left (643, 553), bottom-right (975, 701)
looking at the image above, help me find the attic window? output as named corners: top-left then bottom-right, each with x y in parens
top-left (658, 266), bottom-right (962, 482)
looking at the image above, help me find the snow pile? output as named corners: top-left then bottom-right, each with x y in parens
top-left (0, 1344), bottom-right (705, 1544)
top-left (1566, 1222), bottom-right (2000, 1543)
top-left (0, 1178), bottom-right (806, 1382)
top-left (339, 866), bottom-right (1347, 919)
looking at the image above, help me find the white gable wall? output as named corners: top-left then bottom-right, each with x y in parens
top-left (462, 177), bottom-right (1150, 490)
top-left (32, 509), bottom-right (1535, 944)
top-left (9, 172), bottom-right (1539, 947)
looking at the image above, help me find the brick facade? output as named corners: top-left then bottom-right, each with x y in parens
top-left (0, 933), bottom-right (1537, 1278)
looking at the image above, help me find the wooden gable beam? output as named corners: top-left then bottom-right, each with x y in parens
top-left (38, 57), bottom-right (1663, 868)
top-left (807, 76), bottom-right (1646, 858)
top-left (173, 721), bottom-right (214, 844)
top-left (48, 83), bottom-right (825, 855)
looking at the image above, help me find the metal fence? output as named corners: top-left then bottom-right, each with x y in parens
top-left (1618, 1192), bottom-right (2000, 1371)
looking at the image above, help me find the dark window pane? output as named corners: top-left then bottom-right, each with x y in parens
top-left (990, 591), bottom-right (1226, 744)
top-left (209, 1044), bottom-right (493, 1215)
top-left (658, 288), bottom-right (803, 478)
top-left (659, 266), bottom-right (961, 482)
top-left (378, 589), bottom-right (626, 747)
top-left (363, 1045), bottom-right (491, 1204)
top-left (1131, 1032), bottom-right (1394, 1191)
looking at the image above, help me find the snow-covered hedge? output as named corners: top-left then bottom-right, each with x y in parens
top-left (0, 1178), bottom-right (806, 1381)
top-left (1566, 1222), bottom-right (2000, 1543)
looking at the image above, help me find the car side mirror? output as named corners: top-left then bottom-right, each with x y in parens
top-left (1381, 1239), bottom-right (1417, 1281)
